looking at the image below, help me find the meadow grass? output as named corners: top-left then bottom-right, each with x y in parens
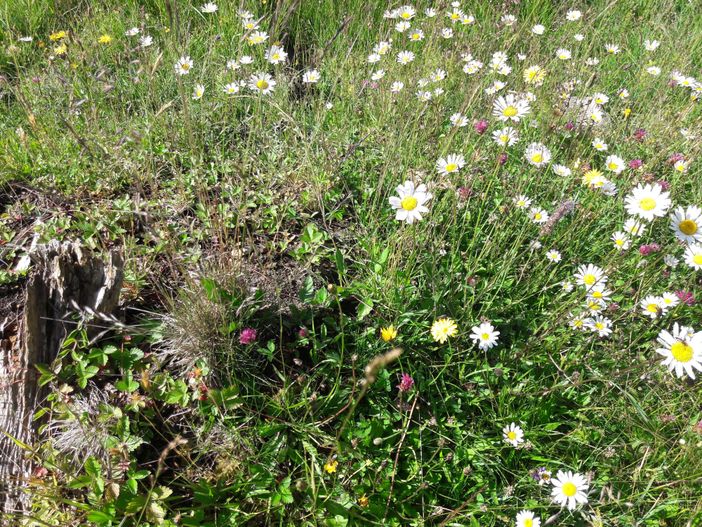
top-left (1, 0), bottom-right (702, 526)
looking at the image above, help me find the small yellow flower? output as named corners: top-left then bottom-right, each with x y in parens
top-left (358, 495), bottom-right (369, 507)
top-left (324, 460), bottom-right (338, 474)
top-left (98, 34), bottom-right (112, 44)
top-left (623, 108), bottom-right (631, 118)
top-left (430, 317), bottom-right (458, 344)
top-left (49, 30), bottom-right (67, 41)
top-left (54, 43), bottom-right (67, 56)
top-left (380, 325), bottom-right (397, 342)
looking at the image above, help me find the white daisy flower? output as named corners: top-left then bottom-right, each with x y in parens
top-left (502, 423), bottom-right (524, 447)
top-left (389, 181), bottom-right (432, 224)
top-left (586, 315), bottom-right (613, 337)
top-left (450, 113), bottom-right (468, 127)
top-left (247, 31), bottom-right (269, 45)
top-left (566, 10), bottom-right (582, 21)
top-left (551, 470), bottom-right (589, 510)
top-left (248, 72), bottom-right (276, 94)
top-left (435, 154), bottom-right (465, 176)
top-left (492, 94), bottom-right (530, 122)
top-left (656, 323), bottom-right (702, 379)
top-left (397, 50), bottom-right (415, 65)
top-left (265, 45), bottom-right (287, 65)
top-left (611, 231), bottom-right (630, 250)
top-left (223, 82), bottom-right (240, 95)
top-left (575, 264), bottom-right (607, 288)
top-left (552, 164), bottom-right (572, 177)
top-left (605, 155), bottom-right (626, 174)
top-left (624, 218), bottom-right (646, 237)
top-left (660, 292), bottom-right (680, 309)
top-left (514, 195), bottom-right (532, 209)
top-left (640, 295), bottom-right (665, 319)
top-left (470, 322), bottom-right (500, 351)
top-left (546, 249), bottom-right (562, 263)
top-left (525, 142), bottom-right (551, 167)
top-left (302, 69), bottom-right (320, 83)
top-left (492, 127), bottom-right (519, 147)
top-left (645, 39), bottom-right (660, 51)
top-left (529, 207), bottom-right (549, 224)
top-left (684, 243), bottom-right (702, 270)
top-left (192, 84), bottom-right (205, 100)
top-left (515, 510), bottom-right (541, 527)
top-left (174, 56), bottom-right (194, 75)
top-left (390, 81), bottom-right (404, 93)
top-left (556, 48), bottom-right (571, 60)
top-left (624, 183), bottom-right (671, 221)
top-left (592, 138), bottom-right (608, 151)
top-left (669, 206), bottom-right (702, 243)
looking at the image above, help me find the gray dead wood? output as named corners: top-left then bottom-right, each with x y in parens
top-left (0, 241), bottom-right (123, 516)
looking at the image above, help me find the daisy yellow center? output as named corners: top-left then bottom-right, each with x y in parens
top-left (608, 162), bottom-right (618, 170)
top-left (507, 431), bottom-right (517, 440)
top-left (482, 333), bottom-right (490, 340)
top-left (534, 213), bottom-right (542, 220)
top-left (256, 79), bottom-right (269, 90)
top-left (595, 322), bottom-right (605, 330)
top-left (646, 303), bottom-right (658, 313)
top-left (562, 482), bottom-right (578, 497)
top-left (639, 197), bottom-right (656, 211)
top-left (524, 520), bottom-right (533, 527)
top-left (181, 63), bottom-right (190, 71)
top-left (531, 153), bottom-right (543, 163)
top-left (583, 274), bottom-right (596, 285)
top-left (679, 219), bottom-right (697, 235)
top-left (616, 239), bottom-right (624, 246)
top-left (401, 196), bottom-right (418, 211)
top-left (451, 13), bottom-right (460, 19)
top-left (272, 53), bottom-right (280, 60)
top-left (412, 33), bottom-right (420, 40)
top-left (592, 291), bottom-right (603, 298)
top-left (445, 163), bottom-right (458, 172)
top-left (500, 134), bottom-right (508, 143)
top-left (694, 254), bottom-right (702, 265)
top-left (401, 12), bottom-right (411, 19)
top-left (671, 341), bottom-right (693, 363)
top-left (503, 105), bottom-right (518, 117)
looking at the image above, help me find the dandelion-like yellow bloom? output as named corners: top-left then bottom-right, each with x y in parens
top-left (358, 495), bottom-right (369, 507)
top-left (324, 460), bottom-right (338, 474)
top-left (431, 318), bottom-right (458, 344)
top-left (380, 325), bottom-right (397, 342)
top-left (54, 43), bottom-right (67, 56)
top-left (50, 30), bottom-right (67, 41)
top-left (98, 34), bottom-right (112, 44)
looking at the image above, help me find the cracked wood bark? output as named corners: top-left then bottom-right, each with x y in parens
top-left (0, 241), bottom-right (123, 515)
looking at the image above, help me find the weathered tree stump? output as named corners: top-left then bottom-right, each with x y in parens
top-left (0, 241), bottom-right (123, 515)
